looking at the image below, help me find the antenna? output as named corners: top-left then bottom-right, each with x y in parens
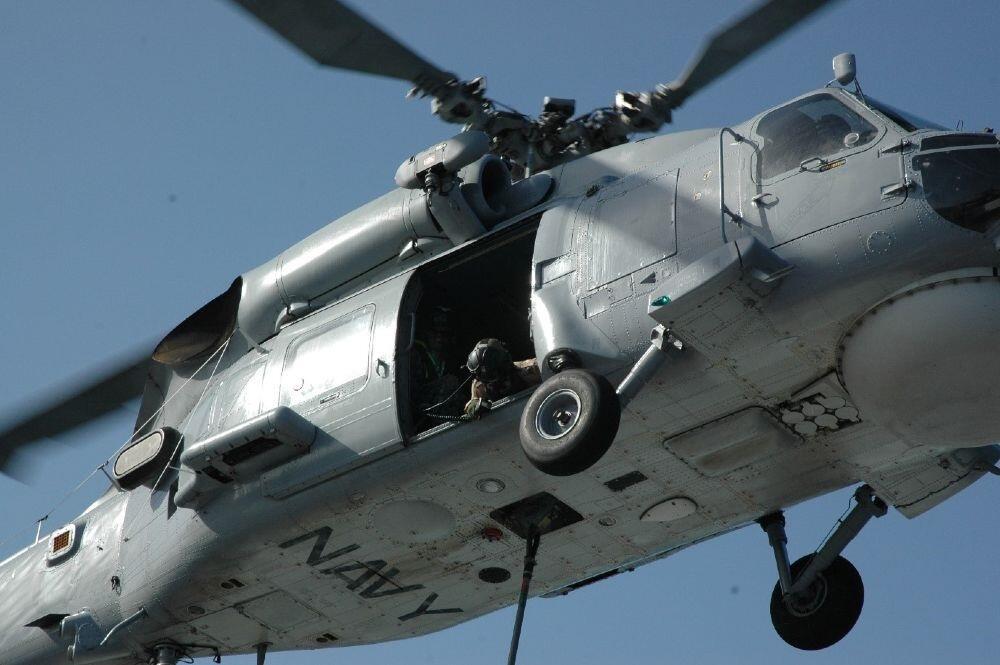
top-left (829, 52), bottom-right (866, 103)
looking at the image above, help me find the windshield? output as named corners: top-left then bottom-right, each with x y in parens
top-left (756, 93), bottom-right (879, 179)
top-left (865, 96), bottom-right (947, 132)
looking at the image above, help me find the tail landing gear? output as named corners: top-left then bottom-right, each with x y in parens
top-left (757, 485), bottom-right (887, 650)
top-left (769, 553), bottom-right (863, 651)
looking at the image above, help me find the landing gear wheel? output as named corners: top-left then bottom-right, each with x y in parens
top-left (519, 369), bottom-right (620, 476)
top-left (770, 554), bottom-right (864, 651)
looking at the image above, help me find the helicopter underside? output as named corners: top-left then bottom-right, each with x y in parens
top-left (135, 181), bottom-right (1000, 658)
top-left (139, 337), bottom-right (995, 656)
top-left (7, 211), bottom-right (999, 662)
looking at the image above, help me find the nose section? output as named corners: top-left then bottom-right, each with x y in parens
top-left (841, 134), bottom-right (1000, 450)
top-left (913, 136), bottom-right (1000, 234)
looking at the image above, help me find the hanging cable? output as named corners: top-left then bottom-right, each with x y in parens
top-left (422, 372), bottom-right (474, 414)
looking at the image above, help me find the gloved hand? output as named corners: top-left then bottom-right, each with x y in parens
top-left (463, 397), bottom-right (492, 419)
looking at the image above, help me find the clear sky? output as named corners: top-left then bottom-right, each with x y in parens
top-left (1, 1), bottom-right (998, 664)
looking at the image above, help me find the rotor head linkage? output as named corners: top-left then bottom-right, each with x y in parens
top-left (226, 0), bottom-right (842, 172)
top-left (430, 76), bottom-right (489, 125)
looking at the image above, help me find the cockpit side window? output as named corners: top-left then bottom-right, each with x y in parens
top-left (757, 94), bottom-right (879, 179)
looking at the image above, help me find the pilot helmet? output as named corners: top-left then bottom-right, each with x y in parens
top-left (466, 338), bottom-right (511, 383)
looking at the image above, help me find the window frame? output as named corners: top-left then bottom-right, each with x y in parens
top-left (279, 303), bottom-right (377, 414)
top-left (751, 90), bottom-right (886, 186)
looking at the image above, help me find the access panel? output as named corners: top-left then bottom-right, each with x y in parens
top-left (576, 165), bottom-right (678, 291)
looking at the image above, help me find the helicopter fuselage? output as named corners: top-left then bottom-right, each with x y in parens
top-left (4, 86), bottom-right (1000, 664)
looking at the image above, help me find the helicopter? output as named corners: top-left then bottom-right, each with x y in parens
top-left (2, 1), bottom-right (1000, 664)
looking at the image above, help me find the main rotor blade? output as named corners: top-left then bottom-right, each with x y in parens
top-left (664, 0), bottom-right (839, 108)
top-left (0, 349), bottom-right (152, 476)
top-left (230, 0), bottom-right (456, 92)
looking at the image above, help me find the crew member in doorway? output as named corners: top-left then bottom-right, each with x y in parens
top-left (464, 338), bottom-right (541, 417)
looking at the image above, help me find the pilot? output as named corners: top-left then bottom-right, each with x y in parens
top-left (463, 338), bottom-right (541, 417)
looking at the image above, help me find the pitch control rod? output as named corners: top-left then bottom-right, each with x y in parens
top-left (759, 485), bottom-right (887, 597)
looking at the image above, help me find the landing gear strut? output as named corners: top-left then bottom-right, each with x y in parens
top-left (153, 645), bottom-right (181, 665)
top-left (757, 485), bottom-right (887, 650)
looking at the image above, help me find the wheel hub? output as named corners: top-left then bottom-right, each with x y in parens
top-left (785, 574), bottom-right (828, 617)
top-left (535, 389), bottom-right (582, 440)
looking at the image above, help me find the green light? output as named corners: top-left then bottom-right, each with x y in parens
top-left (651, 295), bottom-right (671, 307)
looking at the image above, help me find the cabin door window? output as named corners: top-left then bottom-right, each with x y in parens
top-left (280, 304), bottom-right (375, 413)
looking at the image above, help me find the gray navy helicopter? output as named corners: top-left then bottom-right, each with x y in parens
top-left (2, 0), bottom-right (1000, 663)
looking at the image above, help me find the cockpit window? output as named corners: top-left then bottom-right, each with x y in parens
top-left (914, 148), bottom-right (1000, 233)
top-left (757, 94), bottom-right (879, 179)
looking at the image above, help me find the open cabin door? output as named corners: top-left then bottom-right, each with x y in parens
top-left (396, 220), bottom-right (540, 438)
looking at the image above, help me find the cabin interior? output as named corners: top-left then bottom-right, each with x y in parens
top-left (398, 222), bottom-right (539, 436)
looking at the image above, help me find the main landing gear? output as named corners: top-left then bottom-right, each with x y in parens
top-left (757, 485), bottom-right (887, 650)
top-left (520, 327), bottom-right (682, 477)
top-left (519, 368), bottom-right (620, 476)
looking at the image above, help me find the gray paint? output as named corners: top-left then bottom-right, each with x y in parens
top-left (4, 84), bottom-right (1000, 663)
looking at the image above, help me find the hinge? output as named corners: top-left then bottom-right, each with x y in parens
top-left (879, 138), bottom-right (913, 156)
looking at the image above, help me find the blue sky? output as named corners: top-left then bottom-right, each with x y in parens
top-left (1, 1), bottom-right (998, 663)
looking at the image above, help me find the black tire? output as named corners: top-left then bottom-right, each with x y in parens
top-left (518, 369), bottom-right (621, 476)
top-left (769, 554), bottom-right (864, 651)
